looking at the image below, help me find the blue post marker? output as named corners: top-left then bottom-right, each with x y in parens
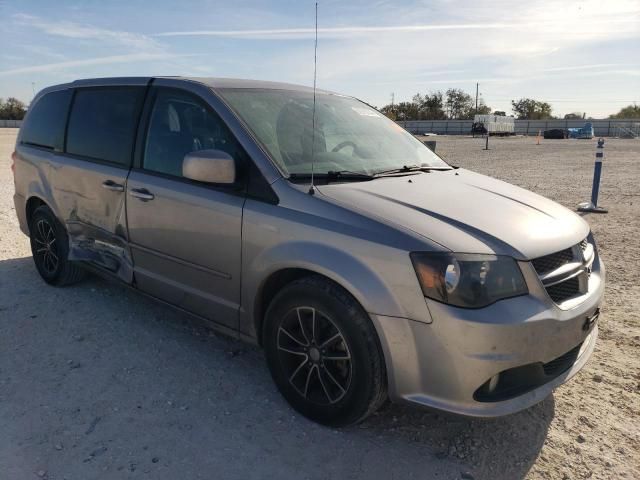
top-left (578, 138), bottom-right (608, 213)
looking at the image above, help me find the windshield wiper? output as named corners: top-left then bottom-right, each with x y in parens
top-left (373, 165), bottom-right (424, 177)
top-left (373, 165), bottom-right (452, 177)
top-left (326, 170), bottom-right (374, 180)
top-left (288, 170), bottom-right (374, 183)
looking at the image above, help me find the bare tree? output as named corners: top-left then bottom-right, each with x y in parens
top-left (609, 104), bottom-right (640, 119)
top-left (379, 89), bottom-right (492, 121)
top-left (511, 98), bottom-right (554, 119)
top-left (0, 97), bottom-right (28, 120)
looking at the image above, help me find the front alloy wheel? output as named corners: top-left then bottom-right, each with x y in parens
top-left (264, 276), bottom-right (387, 426)
top-left (277, 306), bottom-right (352, 405)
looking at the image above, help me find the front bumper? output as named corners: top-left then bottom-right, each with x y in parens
top-left (370, 257), bottom-right (604, 417)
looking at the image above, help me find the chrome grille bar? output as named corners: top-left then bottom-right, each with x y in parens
top-left (532, 237), bottom-right (594, 304)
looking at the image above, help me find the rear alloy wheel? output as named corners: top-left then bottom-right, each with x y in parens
top-left (264, 276), bottom-right (387, 426)
top-left (29, 205), bottom-right (85, 286)
top-left (32, 216), bottom-right (60, 276)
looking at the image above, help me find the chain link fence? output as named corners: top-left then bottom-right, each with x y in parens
top-left (399, 119), bottom-right (640, 137)
top-left (0, 120), bottom-right (23, 128)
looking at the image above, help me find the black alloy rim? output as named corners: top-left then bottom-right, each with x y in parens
top-left (276, 306), bottom-right (352, 405)
top-left (33, 219), bottom-right (59, 275)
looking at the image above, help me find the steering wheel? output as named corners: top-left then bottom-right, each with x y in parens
top-left (331, 141), bottom-right (357, 154)
top-left (328, 141), bottom-right (370, 174)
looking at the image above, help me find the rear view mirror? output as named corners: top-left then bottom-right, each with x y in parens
top-left (182, 149), bottom-right (236, 184)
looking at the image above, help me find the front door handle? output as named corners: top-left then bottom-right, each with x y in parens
top-left (129, 188), bottom-right (155, 201)
top-left (102, 180), bottom-right (125, 192)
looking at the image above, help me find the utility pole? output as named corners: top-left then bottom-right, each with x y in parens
top-left (390, 92), bottom-right (396, 119)
top-left (475, 82), bottom-right (479, 116)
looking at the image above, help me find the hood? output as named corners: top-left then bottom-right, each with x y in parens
top-left (316, 169), bottom-right (589, 260)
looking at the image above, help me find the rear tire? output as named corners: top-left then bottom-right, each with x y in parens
top-left (29, 205), bottom-right (85, 286)
top-left (263, 276), bottom-right (387, 426)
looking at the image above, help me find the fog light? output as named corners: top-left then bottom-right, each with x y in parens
top-left (488, 373), bottom-right (500, 392)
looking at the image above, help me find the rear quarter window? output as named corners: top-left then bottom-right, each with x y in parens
top-left (20, 89), bottom-right (72, 150)
top-left (66, 87), bottom-right (145, 166)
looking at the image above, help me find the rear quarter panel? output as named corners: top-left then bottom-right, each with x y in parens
top-left (13, 145), bottom-right (59, 233)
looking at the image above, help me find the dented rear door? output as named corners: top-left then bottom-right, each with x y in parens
top-left (54, 81), bottom-right (148, 281)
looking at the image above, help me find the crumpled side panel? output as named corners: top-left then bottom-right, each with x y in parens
top-left (66, 217), bottom-right (134, 283)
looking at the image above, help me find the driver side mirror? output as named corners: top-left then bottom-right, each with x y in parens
top-left (182, 149), bottom-right (236, 184)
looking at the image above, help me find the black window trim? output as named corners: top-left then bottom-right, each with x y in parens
top-left (20, 141), bottom-right (56, 152)
top-left (133, 85), bottom-right (249, 194)
top-left (62, 87), bottom-right (75, 154)
top-left (62, 85), bottom-right (148, 169)
top-left (19, 87), bottom-right (73, 152)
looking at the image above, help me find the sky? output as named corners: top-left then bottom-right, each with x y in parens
top-left (1, 0), bottom-right (639, 118)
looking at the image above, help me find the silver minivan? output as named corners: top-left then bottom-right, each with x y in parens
top-left (12, 77), bottom-right (604, 426)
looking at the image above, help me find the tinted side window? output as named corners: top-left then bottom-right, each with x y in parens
top-left (20, 89), bottom-right (72, 150)
top-left (143, 88), bottom-right (244, 178)
top-left (66, 87), bottom-right (145, 166)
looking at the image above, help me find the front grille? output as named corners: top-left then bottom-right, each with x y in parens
top-left (543, 342), bottom-right (583, 376)
top-left (546, 276), bottom-right (581, 302)
top-left (532, 248), bottom-right (574, 275)
top-left (531, 237), bottom-right (594, 304)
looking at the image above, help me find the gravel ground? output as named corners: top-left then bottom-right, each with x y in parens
top-left (1, 129), bottom-right (638, 480)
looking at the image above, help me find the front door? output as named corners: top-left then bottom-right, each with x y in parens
top-left (126, 87), bottom-right (246, 330)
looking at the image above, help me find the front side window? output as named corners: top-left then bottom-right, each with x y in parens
top-left (143, 88), bottom-right (243, 179)
top-left (20, 89), bottom-right (72, 150)
top-left (218, 88), bottom-right (450, 177)
top-left (66, 87), bottom-right (145, 166)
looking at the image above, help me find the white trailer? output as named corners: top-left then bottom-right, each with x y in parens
top-left (473, 115), bottom-right (515, 136)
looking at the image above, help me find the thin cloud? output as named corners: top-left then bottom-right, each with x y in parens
top-left (154, 18), bottom-right (639, 39)
top-left (0, 53), bottom-right (188, 77)
top-left (542, 63), bottom-right (633, 72)
top-left (413, 68), bottom-right (640, 87)
top-left (415, 69), bottom-right (468, 78)
top-left (579, 69), bottom-right (640, 77)
top-left (155, 23), bottom-right (523, 38)
top-left (13, 13), bottom-right (163, 52)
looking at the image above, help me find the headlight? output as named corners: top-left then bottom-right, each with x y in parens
top-left (410, 252), bottom-right (528, 308)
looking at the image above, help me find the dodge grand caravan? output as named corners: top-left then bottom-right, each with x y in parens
top-left (12, 77), bottom-right (604, 426)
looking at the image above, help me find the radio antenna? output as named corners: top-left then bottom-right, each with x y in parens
top-left (308, 2), bottom-right (318, 195)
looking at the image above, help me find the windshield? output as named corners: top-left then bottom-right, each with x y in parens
top-left (218, 88), bottom-right (450, 177)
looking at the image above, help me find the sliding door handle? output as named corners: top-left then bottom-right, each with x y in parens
top-left (129, 188), bottom-right (155, 201)
top-left (101, 180), bottom-right (125, 192)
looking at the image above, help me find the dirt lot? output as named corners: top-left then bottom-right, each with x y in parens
top-left (1, 129), bottom-right (638, 479)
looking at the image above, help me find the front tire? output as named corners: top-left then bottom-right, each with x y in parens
top-left (264, 276), bottom-right (387, 426)
top-left (29, 205), bottom-right (85, 286)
